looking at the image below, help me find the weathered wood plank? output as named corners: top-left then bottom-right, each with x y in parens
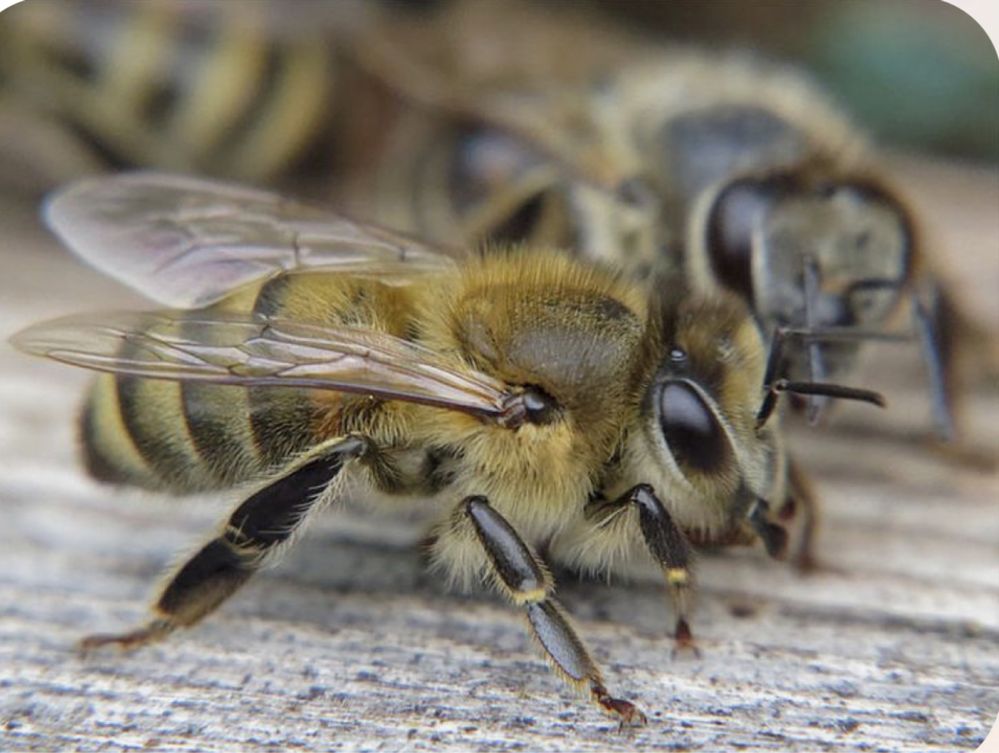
top-left (0, 156), bottom-right (997, 752)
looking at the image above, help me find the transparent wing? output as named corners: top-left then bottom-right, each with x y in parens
top-left (44, 172), bottom-right (461, 308)
top-left (12, 310), bottom-right (509, 418)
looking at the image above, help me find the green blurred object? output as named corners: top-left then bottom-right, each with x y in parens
top-left (594, 0), bottom-right (999, 162)
top-left (808, 1), bottom-right (999, 160)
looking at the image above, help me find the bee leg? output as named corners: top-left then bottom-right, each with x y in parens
top-left (746, 498), bottom-right (789, 561)
top-left (613, 484), bottom-right (697, 653)
top-left (783, 458), bottom-right (820, 572)
top-left (80, 435), bottom-right (373, 653)
top-left (462, 496), bottom-right (647, 727)
top-left (911, 279), bottom-right (959, 443)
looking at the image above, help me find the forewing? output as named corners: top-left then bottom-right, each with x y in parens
top-left (12, 310), bottom-right (508, 418)
top-left (44, 172), bottom-right (461, 308)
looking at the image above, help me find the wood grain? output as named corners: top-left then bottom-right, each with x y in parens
top-left (0, 156), bottom-right (996, 752)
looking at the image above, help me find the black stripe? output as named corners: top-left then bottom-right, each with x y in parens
top-left (116, 376), bottom-right (198, 489)
top-left (141, 9), bottom-right (216, 125)
top-left (247, 276), bottom-right (321, 469)
top-left (180, 381), bottom-right (260, 485)
top-left (212, 40), bottom-right (283, 158)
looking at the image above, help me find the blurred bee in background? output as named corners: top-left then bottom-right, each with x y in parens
top-left (347, 0), bottom-right (662, 268)
top-left (12, 172), bottom-right (885, 724)
top-left (0, 0), bottom-right (391, 192)
top-left (596, 53), bottom-right (982, 441)
top-left (346, 0), bottom-right (994, 446)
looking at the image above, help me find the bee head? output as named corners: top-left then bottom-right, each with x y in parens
top-left (702, 172), bottom-right (912, 337)
top-left (639, 288), bottom-right (770, 492)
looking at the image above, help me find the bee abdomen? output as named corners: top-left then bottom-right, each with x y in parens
top-left (0, 0), bottom-right (335, 182)
top-left (76, 272), bottom-right (406, 494)
top-left (79, 373), bottom-right (277, 494)
top-left (79, 375), bottom-right (162, 490)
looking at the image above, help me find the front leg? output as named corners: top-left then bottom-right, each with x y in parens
top-left (593, 484), bottom-right (696, 649)
top-left (782, 457), bottom-right (819, 571)
top-left (461, 496), bottom-right (646, 727)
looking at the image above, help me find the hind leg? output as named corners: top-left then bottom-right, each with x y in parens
top-left (81, 435), bottom-right (379, 651)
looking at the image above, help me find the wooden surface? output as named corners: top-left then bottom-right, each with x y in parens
top-left (0, 157), bottom-right (997, 752)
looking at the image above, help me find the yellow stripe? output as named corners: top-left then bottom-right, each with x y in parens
top-left (167, 8), bottom-right (266, 160)
top-left (83, 375), bottom-right (155, 487)
top-left (666, 568), bottom-right (689, 586)
top-left (98, 2), bottom-right (177, 122)
top-left (227, 38), bottom-right (332, 180)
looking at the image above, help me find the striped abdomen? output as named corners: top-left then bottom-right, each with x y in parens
top-left (0, 0), bottom-right (336, 182)
top-left (79, 273), bottom-right (417, 494)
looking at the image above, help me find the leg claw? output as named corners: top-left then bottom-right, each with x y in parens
top-left (593, 685), bottom-right (647, 728)
top-left (77, 620), bottom-right (172, 656)
top-left (671, 618), bottom-right (701, 659)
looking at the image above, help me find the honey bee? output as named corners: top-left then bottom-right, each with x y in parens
top-left (13, 172), bottom-right (884, 725)
top-left (0, 0), bottom-right (381, 186)
top-left (597, 53), bottom-right (974, 439)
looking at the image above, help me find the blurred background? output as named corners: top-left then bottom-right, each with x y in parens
top-left (0, 0), bottom-right (996, 202)
top-left (1, 0), bottom-right (994, 352)
top-left (596, 0), bottom-right (999, 160)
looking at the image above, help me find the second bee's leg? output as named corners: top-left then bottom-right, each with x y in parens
top-left (912, 280), bottom-right (958, 443)
top-left (746, 499), bottom-right (789, 562)
top-left (80, 435), bottom-right (375, 652)
top-left (910, 279), bottom-right (999, 469)
top-left (461, 496), bottom-right (646, 727)
top-left (802, 256), bottom-right (831, 424)
top-left (783, 458), bottom-right (819, 571)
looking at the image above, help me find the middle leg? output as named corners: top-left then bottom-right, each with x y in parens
top-left (590, 484), bottom-right (696, 649)
top-left (458, 496), bottom-right (646, 726)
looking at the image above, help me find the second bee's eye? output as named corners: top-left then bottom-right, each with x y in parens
top-left (706, 176), bottom-right (794, 303)
top-left (658, 382), bottom-right (730, 473)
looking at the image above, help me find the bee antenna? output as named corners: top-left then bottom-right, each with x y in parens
top-left (755, 317), bottom-right (904, 431)
top-left (756, 378), bottom-right (885, 430)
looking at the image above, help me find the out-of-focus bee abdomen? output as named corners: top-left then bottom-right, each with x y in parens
top-left (78, 273), bottom-right (417, 494)
top-left (0, 0), bottom-right (337, 182)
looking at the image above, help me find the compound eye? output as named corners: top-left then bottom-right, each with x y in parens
top-left (706, 176), bottom-right (795, 303)
top-left (658, 382), bottom-right (731, 473)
